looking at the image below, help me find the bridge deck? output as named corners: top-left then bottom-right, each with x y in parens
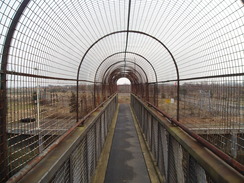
top-left (105, 103), bottom-right (150, 183)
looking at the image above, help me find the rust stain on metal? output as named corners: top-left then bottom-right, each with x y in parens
top-left (7, 94), bottom-right (117, 183)
top-left (146, 99), bottom-right (244, 175)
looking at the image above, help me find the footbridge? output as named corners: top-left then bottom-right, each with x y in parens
top-left (0, 1), bottom-right (244, 182)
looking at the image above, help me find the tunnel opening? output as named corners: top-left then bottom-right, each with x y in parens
top-left (117, 77), bottom-right (131, 104)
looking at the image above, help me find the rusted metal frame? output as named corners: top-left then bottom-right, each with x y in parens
top-left (132, 94), bottom-right (244, 175)
top-left (134, 84), bottom-right (139, 96)
top-left (123, 0), bottom-right (132, 73)
top-left (113, 74), bottom-right (139, 90)
top-left (0, 0), bottom-right (31, 181)
top-left (2, 70), bottom-right (99, 83)
top-left (146, 83), bottom-right (149, 102)
top-left (21, 95), bottom-right (117, 183)
top-left (150, 115), bottom-right (153, 151)
top-left (77, 30), bottom-right (179, 123)
top-left (95, 67), bottom-right (125, 110)
top-left (93, 84), bottom-right (97, 108)
top-left (5, 73), bottom-right (98, 124)
top-left (152, 72), bottom-right (244, 84)
top-left (127, 69), bottom-right (144, 84)
top-left (157, 120), bottom-right (160, 166)
top-left (106, 67), bottom-right (143, 84)
top-left (148, 83), bottom-right (157, 105)
top-left (93, 51), bottom-right (158, 84)
top-left (93, 51), bottom-right (157, 120)
top-left (154, 83), bottom-right (158, 106)
top-left (132, 94), bottom-right (244, 182)
top-left (94, 119), bottom-right (97, 165)
top-left (7, 94), bottom-right (117, 183)
top-left (93, 52), bottom-right (156, 100)
top-left (101, 84), bottom-right (106, 102)
top-left (104, 68), bottom-right (141, 87)
top-left (102, 61), bottom-right (148, 83)
top-left (114, 74), bottom-right (138, 95)
top-left (101, 60), bottom-right (148, 85)
top-left (121, 73), bottom-right (138, 84)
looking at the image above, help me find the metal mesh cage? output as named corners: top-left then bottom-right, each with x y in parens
top-left (0, 0), bottom-right (244, 181)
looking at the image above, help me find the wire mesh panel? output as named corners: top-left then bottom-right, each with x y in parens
top-left (158, 83), bottom-right (178, 118)
top-left (151, 118), bottom-right (159, 161)
top-left (100, 113), bottom-right (105, 147)
top-left (1, 0), bottom-right (244, 182)
top-left (146, 113), bottom-right (152, 146)
top-left (141, 107), bottom-right (146, 135)
top-left (131, 94), bottom-right (244, 183)
top-left (50, 159), bottom-right (71, 183)
top-left (177, 79), bottom-right (244, 164)
top-left (104, 114), bottom-right (108, 141)
top-left (6, 78), bottom-right (78, 177)
top-left (188, 155), bottom-right (208, 183)
top-left (95, 118), bottom-right (101, 163)
top-left (87, 126), bottom-right (96, 182)
top-left (47, 95), bottom-right (117, 183)
top-left (158, 124), bottom-right (169, 179)
top-left (167, 136), bottom-right (178, 183)
top-left (70, 138), bottom-right (88, 183)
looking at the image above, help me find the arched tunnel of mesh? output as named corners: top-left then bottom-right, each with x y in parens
top-left (0, 0), bottom-right (244, 182)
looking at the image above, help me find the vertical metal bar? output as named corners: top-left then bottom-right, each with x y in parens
top-left (94, 84), bottom-right (96, 108)
top-left (157, 121), bottom-right (160, 165)
top-left (86, 134), bottom-right (89, 182)
top-left (94, 123), bottom-right (97, 164)
top-left (102, 84), bottom-right (105, 101)
top-left (123, 0), bottom-right (132, 72)
top-left (177, 80), bottom-right (180, 121)
top-left (146, 83), bottom-right (149, 102)
top-left (0, 0), bottom-right (30, 180)
top-left (154, 83), bottom-right (157, 106)
top-left (76, 83), bottom-right (79, 123)
top-left (0, 73), bottom-right (8, 181)
top-left (150, 117), bottom-right (153, 151)
top-left (186, 152), bottom-right (190, 182)
top-left (69, 157), bottom-right (74, 183)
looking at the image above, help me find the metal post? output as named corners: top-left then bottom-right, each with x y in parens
top-left (0, 71), bottom-right (8, 181)
top-left (37, 84), bottom-right (40, 128)
top-left (94, 84), bottom-right (96, 108)
top-left (0, 1), bottom-right (31, 180)
top-left (146, 83), bottom-right (149, 102)
top-left (231, 132), bottom-right (237, 158)
top-left (34, 68), bottom-right (43, 153)
top-left (154, 83), bottom-right (158, 107)
top-left (34, 68), bottom-right (40, 129)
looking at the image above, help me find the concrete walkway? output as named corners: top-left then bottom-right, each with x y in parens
top-left (105, 104), bottom-right (150, 183)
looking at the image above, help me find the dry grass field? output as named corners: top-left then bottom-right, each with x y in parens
top-left (118, 93), bottom-right (130, 103)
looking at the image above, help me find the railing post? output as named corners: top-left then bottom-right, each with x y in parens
top-left (94, 84), bottom-right (96, 108)
top-left (154, 83), bottom-right (158, 107)
top-left (146, 83), bottom-right (149, 102)
top-left (0, 78), bottom-right (8, 181)
top-left (85, 135), bottom-right (89, 182)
